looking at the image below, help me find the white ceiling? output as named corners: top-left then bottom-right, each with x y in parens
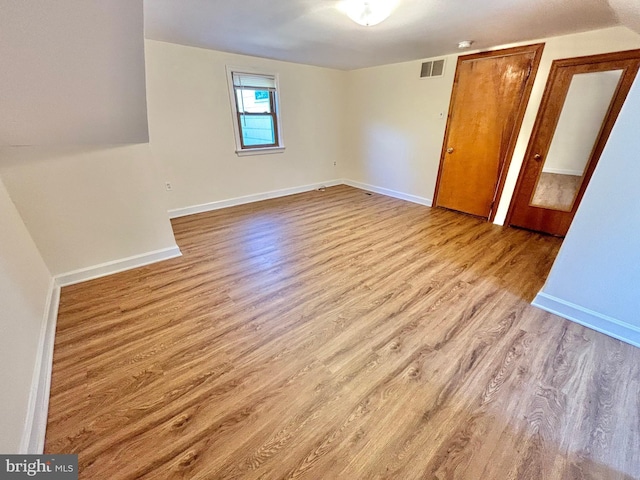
top-left (143, 0), bottom-right (633, 70)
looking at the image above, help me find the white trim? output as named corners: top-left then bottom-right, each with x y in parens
top-left (20, 280), bottom-right (60, 454)
top-left (19, 245), bottom-right (183, 452)
top-left (226, 65), bottom-right (285, 155)
top-left (55, 246), bottom-right (182, 287)
top-left (168, 180), bottom-right (343, 218)
top-left (541, 167), bottom-right (583, 176)
top-left (533, 291), bottom-right (640, 348)
top-left (168, 179), bottom-right (433, 219)
top-left (342, 179), bottom-right (433, 207)
top-left (236, 146), bottom-right (285, 157)
top-left (16, 181), bottom-right (429, 452)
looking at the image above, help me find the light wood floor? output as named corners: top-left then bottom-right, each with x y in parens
top-left (45, 185), bottom-right (640, 479)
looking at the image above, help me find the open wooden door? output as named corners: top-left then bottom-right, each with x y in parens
top-left (507, 50), bottom-right (640, 237)
top-left (434, 44), bottom-right (544, 219)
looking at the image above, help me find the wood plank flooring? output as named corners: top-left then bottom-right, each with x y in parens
top-left (45, 185), bottom-right (640, 479)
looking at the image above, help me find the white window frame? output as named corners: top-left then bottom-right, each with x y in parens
top-left (226, 66), bottom-right (285, 157)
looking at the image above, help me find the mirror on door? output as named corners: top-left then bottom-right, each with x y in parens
top-left (530, 69), bottom-right (623, 211)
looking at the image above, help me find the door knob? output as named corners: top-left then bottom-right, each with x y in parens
top-left (447, 147), bottom-right (454, 154)
top-left (533, 153), bottom-right (542, 161)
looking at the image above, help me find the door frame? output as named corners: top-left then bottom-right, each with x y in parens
top-left (433, 43), bottom-right (545, 221)
top-left (505, 49), bottom-right (640, 232)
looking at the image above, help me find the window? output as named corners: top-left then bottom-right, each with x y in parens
top-left (227, 69), bottom-right (284, 156)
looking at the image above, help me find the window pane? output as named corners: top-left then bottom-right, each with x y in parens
top-left (235, 88), bottom-right (271, 113)
top-left (240, 114), bottom-right (275, 146)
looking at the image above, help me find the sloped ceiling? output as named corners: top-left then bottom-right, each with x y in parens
top-left (608, 0), bottom-right (640, 34)
top-left (144, 0), bottom-right (622, 70)
top-left (0, 0), bottom-right (149, 146)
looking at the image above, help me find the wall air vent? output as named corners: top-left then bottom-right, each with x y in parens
top-left (420, 59), bottom-right (445, 79)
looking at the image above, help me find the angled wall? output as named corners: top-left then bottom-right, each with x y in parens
top-left (534, 75), bottom-right (640, 347)
top-left (0, 145), bottom-right (179, 278)
top-left (0, 177), bottom-right (52, 453)
top-left (0, 0), bottom-right (149, 145)
top-left (0, 0), bottom-right (178, 281)
top-left (0, 1), bottom-right (177, 452)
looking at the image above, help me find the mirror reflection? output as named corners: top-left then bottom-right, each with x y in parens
top-left (531, 69), bottom-right (623, 211)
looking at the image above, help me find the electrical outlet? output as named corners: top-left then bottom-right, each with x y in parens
top-left (165, 182), bottom-right (173, 191)
top-left (333, 161), bottom-right (337, 166)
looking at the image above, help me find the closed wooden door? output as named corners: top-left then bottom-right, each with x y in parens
top-left (507, 50), bottom-right (640, 237)
top-left (434, 44), bottom-right (543, 219)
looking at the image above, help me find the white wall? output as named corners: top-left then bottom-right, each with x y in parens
top-left (0, 19), bottom-right (636, 453)
top-left (344, 58), bottom-right (454, 204)
top-left (0, 145), bottom-right (179, 277)
top-left (0, 177), bottom-right (52, 453)
top-left (145, 40), bottom-right (347, 213)
top-left (533, 75), bottom-right (640, 347)
top-left (343, 26), bottom-right (640, 215)
top-left (0, 3), bottom-right (182, 453)
top-left (0, 0), bottom-right (149, 146)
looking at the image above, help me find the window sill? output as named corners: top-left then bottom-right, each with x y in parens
top-left (235, 146), bottom-right (286, 157)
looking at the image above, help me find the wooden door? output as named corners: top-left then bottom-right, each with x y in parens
top-left (507, 50), bottom-right (640, 237)
top-left (434, 44), bottom-right (543, 219)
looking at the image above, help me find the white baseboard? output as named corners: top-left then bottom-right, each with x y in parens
top-left (343, 179), bottom-right (433, 207)
top-left (533, 291), bottom-right (640, 348)
top-left (20, 280), bottom-right (60, 454)
top-left (18, 179), bottom-right (430, 452)
top-left (20, 245), bottom-right (183, 452)
top-left (168, 180), bottom-right (344, 219)
top-left (168, 179), bottom-right (432, 219)
top-left (541, 168), bottom-right (583, 176)
top-left (55, 246), bottom-right (182, 287)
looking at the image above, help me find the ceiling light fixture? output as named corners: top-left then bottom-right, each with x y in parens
top-left (458, 40), bottom-right (474, 49)
top-left (341, 0), bottom-right (398, 27)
